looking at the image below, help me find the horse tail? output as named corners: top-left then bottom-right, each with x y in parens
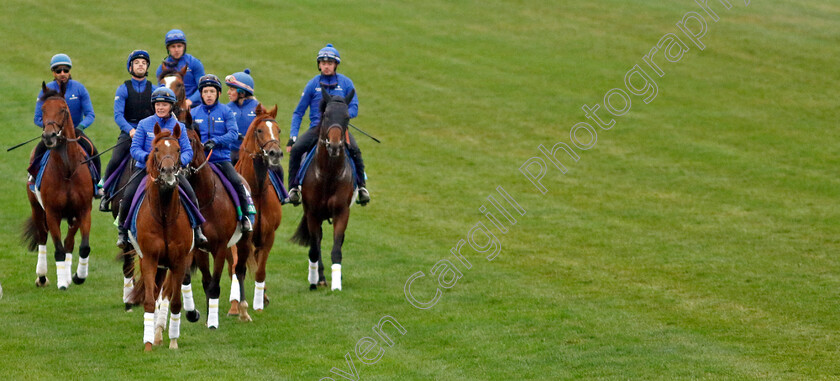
top-left (290, 214), bottom-right (310, 246)
top-left (21, 216), bottom-right (40, 252)
top-left (128, 271), bottom-right (146, 305)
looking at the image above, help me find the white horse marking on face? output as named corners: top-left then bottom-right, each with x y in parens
top-left (266, 121), bottom-right (276, 140)
top-left (165, 141), bottom-right (171, 147)
top-left (164, 76), bottom-right (177, 89)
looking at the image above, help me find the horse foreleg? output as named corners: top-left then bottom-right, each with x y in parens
top-left (30, 204), bottom-right (50, 287)
top-left (168, 262), bottom-right (187, 350)
top-left (253, 234), bottom-right (274, 311)
top-left (140, 257), bottom-right (158, 351)
top-left (154, 270), bottom-right (169, 346)
top-left (72, 212), bottom-right (92, 285)
top-left (234, 241), bottom-right (251, 322)
top-left (330, 212), bottom-right (349, 291)
top-left (307, 219), bottom-right (325, 289)
top-left (181, 270), bottom-right (198, 324)
top-left (227, 245), bottom-right (240, 316)
top-left (122, 248), bottom-right (135, 311)
top-left (206, 246), bottom-right (226, 328)
top-left (45, 212), bottom-right (68, 290)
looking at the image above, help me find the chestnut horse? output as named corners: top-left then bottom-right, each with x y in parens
top-left (234, 104), bottom-right (283, 319)
top-left (109, 156), bottom-right (138, 310)
top-left (23, 82), bottom-right (94, 290)
top-left (182, 126), bottom-right (250, 327)
top-left (129, 123), bottom-right (194, 351)
top-left (291, 90), bottom-right (356, 291)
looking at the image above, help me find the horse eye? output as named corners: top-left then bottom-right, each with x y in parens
top-left (257, 129), bottom-right (262, 133)
top-left (155, 148), bottom-right (159, 152)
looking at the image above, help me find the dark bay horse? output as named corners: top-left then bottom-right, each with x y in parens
top-left (234, 104), bottom-right (284, 320)
top-left (129, 123), bottom-right (194, 351)
top-left (183, 127), bottom-right (250, 327)
top-left (23, 82), bottom-right (94, 290)
top-left (291, 90), bottom-right (356, 291)
top-left (109, 156), bottom-right (137, 310)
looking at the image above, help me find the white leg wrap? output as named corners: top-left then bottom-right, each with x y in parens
top-left (169, 313), bottom-right (181, 340)
top-left (123, 277), bottom-right (134, 303)
top-left (207, 298), bottom-right (219, 328)
top-left (331, 264), bottom-right (342, 291)
top-left (182, 283), bottom-right (195, 312)
top-left (156, 298), bottom-right (169, 330)
top-left (253, 281), bottom-right (265, 310)
top-left (76, 257), bottom-right (88, 279)
top-left (229, 275), bottom-right (240, 302)
top-left (308, 260), bottom-right (319, 285)
top-left (143, 312), bottom-right (155, 344)
top-left (56, 260), bottom-right (67, 289)
top-left (36, 245), bottom-right (48, 276)
top-left (64, 253), bottom-right (73, 283)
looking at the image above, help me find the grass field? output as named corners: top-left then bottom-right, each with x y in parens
top-left (1, 0), bottom-right (839, 379)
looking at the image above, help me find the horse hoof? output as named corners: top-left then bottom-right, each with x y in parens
top-left (72, 274), bottom-right (85, 285)
top-left (154, 327), bottom-right (163, 345)
top-left (227, 301), bottom-right (239, 316)
top-left (186, 309), bottom-right (200, 323)
top-left (309, 284), bottom-right (317, 290)
top-left (169, 340), bottom-right (178, 349)
top-left (35, 276), bottom-right (49, 288)
top-left (59, 285), bottom-right (67, 291)
top-left (125, 304), bottom-right (133, 313)
top-left (208, 326), bottom-right (217, 330)
top-left (144, 343), bottom-right (152, 352)
top-left (318, 281), bottom-right (328, 288)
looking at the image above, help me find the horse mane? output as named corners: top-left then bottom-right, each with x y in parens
top-left (158, 65), bottom-right (182, 81)
top-left (40, 87), bottom-right (61, 101)
top-left (240, 104), bottom-right (270, 152)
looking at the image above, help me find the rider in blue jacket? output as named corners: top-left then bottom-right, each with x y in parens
top-left (287, 44), bottom-right (369, 206)
top-left (100, 49), bottom-right (155, 212)
top-left (30, 54), bottom-right (100, 192)
top-left (155, 29), bottom-right (205, 108)
top-left (116, 87), bottom-right (207, 248)
top-left (224, 69), bottom-right (259, 165)
top-left (191, 74), bottom-right (252, 232)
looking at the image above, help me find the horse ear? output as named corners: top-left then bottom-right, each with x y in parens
top-left (255, 103), bottom-right (266, 115)
top-left (59, 81), bottom-right (67, 97)
top-left (179, 65), bottom-right (188, 77)
top-left (41, 81), bottom-right (48, 94)
top-left (319, 93), bottom-right (329, 115)
top-left (154, 122), bottom-right (161, 136)
top-left (269, 105), bottom-right (278, 118)
top-left (345, 89), bottom-right (355, 104)
top-left (173, 123), bottom-right (182, 139)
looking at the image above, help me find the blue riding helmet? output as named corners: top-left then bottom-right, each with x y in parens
top-left (50, 53), bottom-right (72, 70)
top-left (224, 69), bottom-right (254, 95)
top-left (151, 87), bottom-right (177, 104)
top-left (317, 44), bottom-right (341, 64)
top-left (126, 50), bottom-right (151, 74)
top-left (198, 74), bottom-right (222, 92)
top-left (165, 29), bottom-right (187, 48)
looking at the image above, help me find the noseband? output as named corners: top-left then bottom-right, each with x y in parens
top-left (149, 137), bottom-right (182, 184)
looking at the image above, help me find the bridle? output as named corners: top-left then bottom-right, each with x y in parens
top-left (249, 117), bottom-right (282, 159)
top-left (148, 137), bottom-right (182, 184)
top-left (43, 100), bottom-right (80, 143)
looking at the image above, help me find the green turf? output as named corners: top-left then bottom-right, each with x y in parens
top-left (0, 0), bottom-right (838, 379)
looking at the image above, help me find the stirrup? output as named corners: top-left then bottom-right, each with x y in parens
top-left (288, 186), bottom-right (301, 206)
top-left (194, 227), bottom-right (208, 246)
top-left (99, 197), bottom-right (111, 212)
top-left (240, 217), bottom-right (253, 233)
top-left (116, 229), bottom-right (129, 249)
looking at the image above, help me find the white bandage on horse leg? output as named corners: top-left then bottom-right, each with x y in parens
top-left (77, 256), bottom-right (88, 279)
top-left (253, 281), bottom-right (265, 310)
top-left (56, 260), bottom-right (67, 288)
top-left (331, 264), bottom-right (342, 291)
top-left (36, 245), bottom-right (48, 276)
top-left (123, 277), bottom-right (134, 303)
top-left (64, 253), bottom-right (72, 283)
top-left (143, 312), bottom-right (155, 344)
top-left (169, 313), bottom-right (181, 340)
top-left (182, 283), bottom-right (195, 312)
top-left (229, 275), bottom-right (240, 302)
top-left (156, 298), bottom-right (170, 330)
top-left (308, 261), bottom-right (318, 285)
top-left (207, 298), bottom-right (219, 328)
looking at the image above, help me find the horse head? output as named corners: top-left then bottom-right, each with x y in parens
top-left (149, 123), bottom-right (182, 190)
top-left (319, 90), bottom-right (354, 158)
top-left (184, 124), bottom-right (205, 170)
top-left (39, 81), bottom-right (75, 148)
top-left (158, 65), bottom-right (188, 121)
top-left (245, 104), bottom-right (283, 169)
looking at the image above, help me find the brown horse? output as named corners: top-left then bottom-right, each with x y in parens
top-left (158, 64), bottom-right (191, 123)
top-left (182, 126), bottom-right (250, 327)
top-left (108, 157), bottom-right (138, 310)
top-left (234, 104), bottom-right (283, 319)
top-left (291, 90), bottom-right (356, 291)
top-left (23, 82), bottom-right (94, 290)
top-left (129, 123), bottom-right (194, 351)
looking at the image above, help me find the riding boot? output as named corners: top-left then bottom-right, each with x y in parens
top-left (194, 227), bottom-right (208, 247)
top-left (357, 182), bottom-right (370, 206)
top-left (240, 216), bottom-right (253, 232)
top-left (117, 227), bottom-right (129, 249)
top-left (99, 196), bottom-right (111, 212)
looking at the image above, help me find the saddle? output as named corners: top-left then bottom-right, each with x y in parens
top-left (297, 146), bottom-right (357, 186)
top-left (208, 162), bottom-right (256, 218)
top-left (28, 150), bottom-right (100, 209)
top-left (124, 177), bottom-right (205, 243)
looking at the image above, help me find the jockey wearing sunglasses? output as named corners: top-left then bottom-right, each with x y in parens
top-left (31, 53), bottom-right (100, 194)
top-left (287, 44), bottom-right (369, 206)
